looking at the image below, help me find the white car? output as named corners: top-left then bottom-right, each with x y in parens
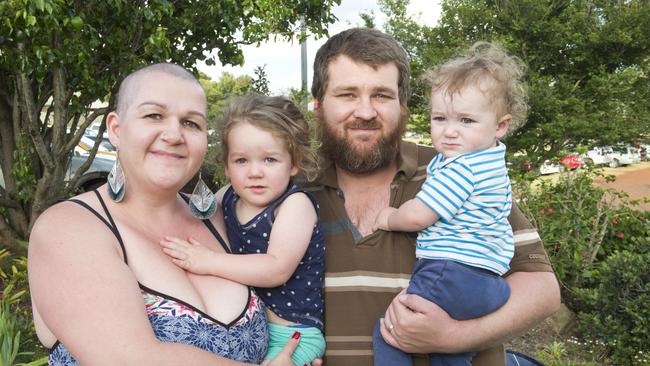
top-left (583, 147), bottom-right (613, 166)
top-left (539, 160), bottom-right (563, 175)
top-left (608, 145), bottom-right (641, 167)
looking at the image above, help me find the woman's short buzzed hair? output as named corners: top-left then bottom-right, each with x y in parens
top-left (115, 63), bottom-right (202, 114)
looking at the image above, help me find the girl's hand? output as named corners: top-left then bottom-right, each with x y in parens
top-left (159, 236), bottom-right (217, 275)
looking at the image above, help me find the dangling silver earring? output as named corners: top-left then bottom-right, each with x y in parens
top-left (189, 172), bottom-right (216, 220)
top-left (107, 156), bottom-right (126, 202)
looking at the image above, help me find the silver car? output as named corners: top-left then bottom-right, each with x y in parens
top-left (1, 154), bottom-right (112, 193)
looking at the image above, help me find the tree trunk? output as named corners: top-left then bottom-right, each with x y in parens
top-left (0, 214), bottom-right (23, 254)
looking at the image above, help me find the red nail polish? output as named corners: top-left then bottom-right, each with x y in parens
top-left (291, 331), bottom-right (301, 340)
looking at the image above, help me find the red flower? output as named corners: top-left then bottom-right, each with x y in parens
top-left (580, 251), bottom-right (590, 258)
top-left (546, 207), bottom-right (554, 215)
top-left (611, 218), bottom-right (618, 225)
top-left (616, 232), bottom-right (625, 239)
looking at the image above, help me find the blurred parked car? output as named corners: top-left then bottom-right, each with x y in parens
top-left (1, 153), bottom-right (112, 193)
top-left (609, 145), bottom-right (640, 168)
top-left (539, 152), bottom-right (584, 175)
top-left (66, 154), bottom-right (113, 192)
top-left (559, 153), bottom-right (583, 170)
top-left (74, 132), bottom-right (116, 159)
top-left (539, 160), bottom-right (563, 175)
top-left (583, 147), bottom-right (613, 167)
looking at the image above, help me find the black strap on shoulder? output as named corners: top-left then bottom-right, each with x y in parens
top-left (67, 198), bottom-right (113, 230)
top-left (179, 193), bottom-right (231, 254)
top-left (67, 190), bottom-right (128, 264)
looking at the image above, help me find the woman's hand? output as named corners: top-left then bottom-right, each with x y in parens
top-left (261, 332), bottom-right (323, 366)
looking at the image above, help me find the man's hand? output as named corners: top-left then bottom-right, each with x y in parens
top-left (373, 207), bottom-right (397, 232)
top-left (380, 292), bottom-right (464, 354)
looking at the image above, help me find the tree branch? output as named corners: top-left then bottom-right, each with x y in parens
top-left (65, 109), bottom-right (110, 191)
top-left (61, 107), bottom-right (109, 155)
top-left (16, 68), bottom-right (54, 171)
top-left (51, 64), bottom-right (68, 159)
top-left (0, 194), bottom-right (21, 209)
top-left (0, 75), bottom-right (15, 182)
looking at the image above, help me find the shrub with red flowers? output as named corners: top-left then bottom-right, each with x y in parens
top-left (513, 168), bottom-right (650, 365)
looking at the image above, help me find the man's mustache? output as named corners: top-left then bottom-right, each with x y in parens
top-left (345, 119), bottom-right (382, 130)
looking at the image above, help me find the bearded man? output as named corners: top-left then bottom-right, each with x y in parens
top-left (306, 28), bottom-right (560, 366)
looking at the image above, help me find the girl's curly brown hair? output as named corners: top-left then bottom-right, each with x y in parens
top-left (219, 94), bottom-right (319, 181)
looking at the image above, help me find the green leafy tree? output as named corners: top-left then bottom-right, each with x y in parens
top-left (379, 0), bottom-right (650, 164)
top-left (0, 0), bottom-right (340, 252)
top-left (252, 65), bottom-right (271, 96)
top-left (199, 72), bottom-right (254, 125)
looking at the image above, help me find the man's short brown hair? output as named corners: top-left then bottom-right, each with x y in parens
top-left (311, 28), bottom-right (410, 106)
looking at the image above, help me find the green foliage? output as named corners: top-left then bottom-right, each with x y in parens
top-left (9, 133), bottom-right (37, 202)
top-left (252, 65), bottom-right (271, 96)
top-left (359, 10), bottom-right (377, 29)
top-left (380, 0), bottom-right (650, 164)
top-left (536, 341), bottom-right (568, 365)
top-left (515, 170), bottom-right (617, 291)
top-left (200, 72), bottom-right (255, 125)
top-left (0, 249), bottom-right (48, 366)
top-left (287, 87), bottom-right (312, 115)
top-left (574, 251), bottom-right (650, 365)
top-left (514, 169), bottom-right (650, 365)
top-left (535, 338), bottom-right (603, 366)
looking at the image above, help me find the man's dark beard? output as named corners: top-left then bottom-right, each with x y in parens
top-left (318, 111), bottom-right (407, 175)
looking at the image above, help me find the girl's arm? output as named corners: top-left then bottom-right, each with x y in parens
top-left (28, 202), bottom-right (250, 365)
top-left (162, 192), bottom-right (317, 288)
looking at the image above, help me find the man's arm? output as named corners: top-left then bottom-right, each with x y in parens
top-left (379, 270), bottom-right (560, 353)
top-left (380, 203), bottom-right (561, 354)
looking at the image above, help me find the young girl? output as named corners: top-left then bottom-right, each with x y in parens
top-left (160, 95), bottom-right (325, 366)
top-left (372, 42), bottom-right (527, 365)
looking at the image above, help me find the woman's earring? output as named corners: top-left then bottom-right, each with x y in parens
top-left (107, 157), bottom-right (125, 202)
top-left (189, 172), bottom-right (216, 220)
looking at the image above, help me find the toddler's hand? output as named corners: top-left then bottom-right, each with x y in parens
top-left (373, 207), bottom-right (397, 232)
top-left (159, 236), bottom-right (216, 274)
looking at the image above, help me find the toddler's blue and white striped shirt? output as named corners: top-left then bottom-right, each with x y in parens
top-left (415, 142), bottom-right (514, 275)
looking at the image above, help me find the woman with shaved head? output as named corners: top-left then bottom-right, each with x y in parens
top-left (28, 63), bottom-right (306, 365)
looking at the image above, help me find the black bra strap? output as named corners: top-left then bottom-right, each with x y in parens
top-left (179, 193), bottom-right (231, 254)
top-left (67, 190), bottom-right (128, 264)
top-left (68, 199), bottom-right (113, 230)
